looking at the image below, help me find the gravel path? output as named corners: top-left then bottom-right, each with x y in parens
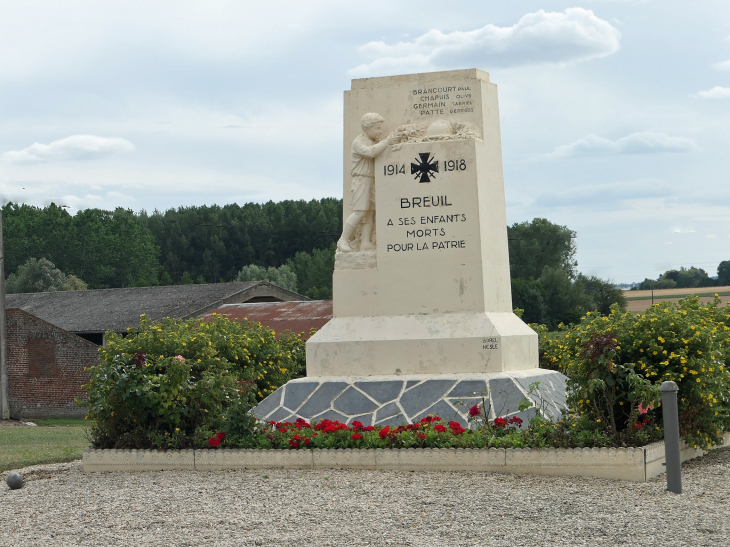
top-left (1, 448), bottom-right (729, 546)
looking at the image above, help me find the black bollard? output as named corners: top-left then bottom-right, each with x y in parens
top-left (660, 381), bottom-right (682, 494)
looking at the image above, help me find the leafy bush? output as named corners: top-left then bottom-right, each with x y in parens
top-left (83, 314), bottom-right (305, 449)
top-left (538, 296), bottom-right (730, 448)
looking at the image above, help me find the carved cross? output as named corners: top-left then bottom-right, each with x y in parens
top-left (411, 153), bottom-right (439, 183)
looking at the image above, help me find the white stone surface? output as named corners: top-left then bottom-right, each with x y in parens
top-left (82, 448), bottom-right (195, 472)
top-left (308, 68), bottom-right (537, 376)
top-left (308, 314), bottom-right (536, 376)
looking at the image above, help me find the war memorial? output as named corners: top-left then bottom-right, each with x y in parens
top-left (254, 69), bottom-right (568, 426)
top-left (82, 70), bottom-right (725, 482)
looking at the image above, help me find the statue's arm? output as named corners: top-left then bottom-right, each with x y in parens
top-left (352, 137), bottom-right (389, 159)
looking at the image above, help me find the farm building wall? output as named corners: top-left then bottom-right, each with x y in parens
top-left (6, 308), bottom-right (99, 419)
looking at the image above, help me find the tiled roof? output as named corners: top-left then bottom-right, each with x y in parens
top-left (202, 300), bottom-right (332, 339)
top-left (5, 281), bottom-right (308, 333)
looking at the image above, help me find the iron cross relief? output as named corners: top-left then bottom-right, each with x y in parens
top-left (411, 153), bottom-right (439, 183)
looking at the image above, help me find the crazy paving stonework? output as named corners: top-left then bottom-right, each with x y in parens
top-left (254, 369), bottom-right (568, 427)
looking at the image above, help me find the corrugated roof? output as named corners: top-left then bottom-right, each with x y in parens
top-left (5, 281), bottom-right (309, 333)
top-left (203, 300), bottom-right (332, 339)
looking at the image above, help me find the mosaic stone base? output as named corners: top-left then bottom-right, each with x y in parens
top-left (254, 369), bottom-right (568, 427)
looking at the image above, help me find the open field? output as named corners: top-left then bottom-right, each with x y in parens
top-left (624, 285), bottom-right (730, 313)
top-left (0, 423), bottom-right (90, 472)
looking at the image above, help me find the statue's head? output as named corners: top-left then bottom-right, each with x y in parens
top-left (361, 112), bottom-right (385, 142)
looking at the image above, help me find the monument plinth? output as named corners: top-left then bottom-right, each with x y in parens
top-left (255, 70), bottom-right (567, 426)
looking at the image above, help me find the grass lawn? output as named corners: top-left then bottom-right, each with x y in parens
top-left (31, 418), bottom-right (88, 427)
top-left (0, 423), bottom-right (91, 472)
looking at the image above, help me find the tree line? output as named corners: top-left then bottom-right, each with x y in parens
top-left (4, 201), bottom-right (636, 328)
top-left (2, 200), bottom-right (341, 295)
top-left (635, 264), bottom-right (730, 290)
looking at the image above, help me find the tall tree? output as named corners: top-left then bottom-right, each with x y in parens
top-left (3, 203), bottom-right (161, 289)
top-left (507, 218), bottom-right (577, 280)
top-left (145, 198), bottom-right (342, 283)
top-left (287, 243), bottom-right (336, 300)
top-left (507, 218), bottom-right (625, 328)
top-left (718, 260), bottom-right (730, 286)
top-left (577, 274), bottom-right (627, 316)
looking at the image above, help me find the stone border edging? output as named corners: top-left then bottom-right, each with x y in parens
top-left (82, 432), bottom-right (728, 482)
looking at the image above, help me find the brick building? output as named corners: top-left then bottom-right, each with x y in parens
top-left (4, 281), bottom-right (310, 419)
top-left (6, 308), bottom-right (99, 419)
top-left (6, 281), bottom-right (308, 345)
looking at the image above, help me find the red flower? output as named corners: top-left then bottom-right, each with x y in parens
top-left (432, 416), bottom-right (441, 421)
top-left (351, 420), bottom-right (364, 431)
top-left (379, 426), bottom-right (390, 439)
top-left (208, 437), bottom-right (221, 447)
top-left (351, 433), bottom-right (363, 441)
top-left (434, 424), bottom-right (446, 433)
top-left (418, 434), bottom-right (426, 440)
top-left (216, 432), bottom-right (226, 441)
top-left (289, 439), bottom-right (299, 448)
top-left (469, 405), bottom-right (481, 417)
top-left (494, 417), bottom-right (507, 429)
top-left (132, 352), bottom-right (147, 369)
top-left (304, 438), bottom-right (310, 445)
top-left (365, 426), bottom-right (375, 432)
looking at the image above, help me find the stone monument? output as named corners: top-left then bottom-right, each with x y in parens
top-left (255, 69), bottom-right (567, 426)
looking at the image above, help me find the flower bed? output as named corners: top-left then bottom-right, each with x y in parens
top-left (199, 399), bottom-right (663, 451)
top-left (81, 432), bottom-right (730, 482)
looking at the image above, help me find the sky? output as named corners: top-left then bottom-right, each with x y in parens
top-left (1, 0), bottom-right (729, 284)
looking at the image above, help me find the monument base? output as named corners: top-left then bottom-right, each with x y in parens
top-left (306, 312), bottom-right (538, 377)
top-left (334, 250), bottom-right (376, 270)
top-left (253, 369), bottom-right (567, 427)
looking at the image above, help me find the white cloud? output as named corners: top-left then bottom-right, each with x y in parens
top-left (2, 135), bottom-right (135, 163)
top-left (713, 59), bottom-right (730, 70)
top-left (349, 8), bottom-right (621, 76)
top-left (692, 86), bottom-right (730, 99)
top-left (531, 132), bottom-right (699, 161)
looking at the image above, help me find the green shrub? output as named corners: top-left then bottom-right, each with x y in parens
top-left (83, 314), bottom-right (305, 448)
top-left (538, 296), bottom-right (730, 448)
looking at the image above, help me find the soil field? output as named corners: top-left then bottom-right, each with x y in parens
top-left (624, 285), bottom-right (730, 313)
